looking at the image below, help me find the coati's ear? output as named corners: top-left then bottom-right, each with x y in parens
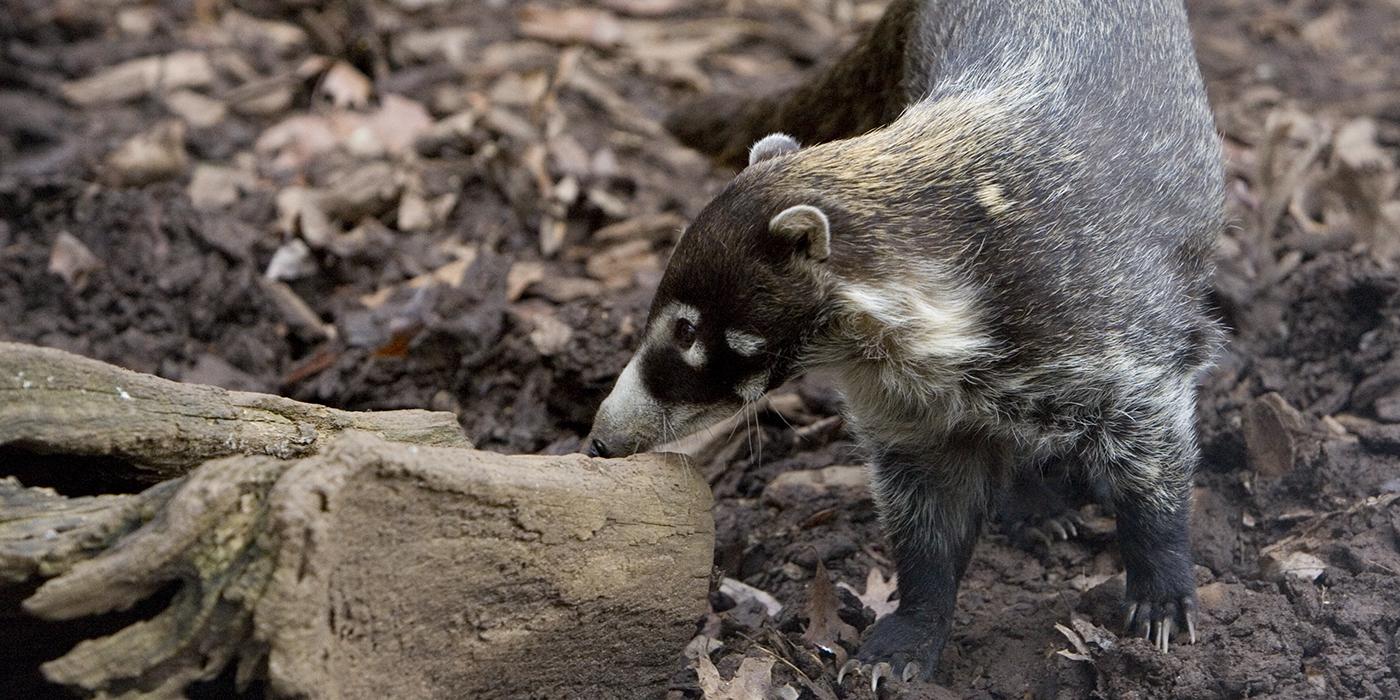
top-left (748, 133), bottom-right (800, 167)
top-left (768, 204), bottom-right (830, 260)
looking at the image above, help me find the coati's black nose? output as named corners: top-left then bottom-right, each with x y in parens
top-left (586, 438), bottom-right (611, 458)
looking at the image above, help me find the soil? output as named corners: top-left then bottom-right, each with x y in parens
top-left (3, 0), bottom-right (1400, 698)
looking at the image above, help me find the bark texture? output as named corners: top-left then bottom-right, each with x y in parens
top-left (0, 344), bottom-right (714, 698)
top-left (0, 341), bottom-right (471, 482)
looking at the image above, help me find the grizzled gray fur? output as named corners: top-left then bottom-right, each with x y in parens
top-left (586, 0), bottom-right (1224, 684)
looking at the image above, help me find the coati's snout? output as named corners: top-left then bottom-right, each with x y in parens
top-left (584, 133), bottom-right (835, 457)
top-left (583, 303), bottom-right (758, 457)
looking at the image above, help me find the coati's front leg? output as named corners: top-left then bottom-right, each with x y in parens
top-left (665, 0), bottom-right (925, 168)
top-left (1088, 390), bottom-right (1201, 652)
top-left (845, 437), bottom-right (1002, 685)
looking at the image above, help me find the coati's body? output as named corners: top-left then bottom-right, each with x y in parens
top-left (588, 0), bottom-right (1223, 682)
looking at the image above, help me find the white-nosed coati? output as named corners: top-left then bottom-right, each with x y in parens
top-left (585, 0), bottom-right (1223, 685)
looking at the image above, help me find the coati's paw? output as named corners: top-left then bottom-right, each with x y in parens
top-left (836, 612), bottom-right (941, 690)
top-left (1122, 590), bottom-right (1198, 653)
top-left (1014, 510), bottom-right (1085, 548)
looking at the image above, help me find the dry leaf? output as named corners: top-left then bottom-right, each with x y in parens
top-left (838, 567), bottom-right (899, 621)
top-left (48, 232), bottom-right (101, 291)
top-left (598, 0), bottom-right (687, 17)
top-left (320, 61), bottom-right (372, 109)
top-left (593, 212), bottom-right (686, 242)
top-left (718, 577), bottom-right (783, 617)
top-left (256, 115), bottom-right (340, 172)
top-left (103, 120), bottom-right (188, 186)
top-left (507, 261), bottom-right (547, 301)
top-left (683, 634), bottom-right (724, 662)
top-left (264, 239), bottom-right (317, 281)
top-left (163, 90), bottom-right (226, 128)
top-left (802, 560), bottom-right (859, 665)
top-left (518, 6), bottom-right (626, 48)
top-left (187, 164), bottom-right (253, 210)
top-left (62, 51), bottom-right (214, 105)
top-left (694, 655), bottom-right (775, 700)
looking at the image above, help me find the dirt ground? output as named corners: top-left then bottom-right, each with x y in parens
top-left (3, 0), bottom-right (1400, 698)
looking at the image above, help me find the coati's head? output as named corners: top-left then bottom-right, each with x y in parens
top-left (584, 134), bottom-right (834, 457)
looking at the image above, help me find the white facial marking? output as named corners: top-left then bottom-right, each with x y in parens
top-left (725, 329), bottom-right (765, 357)
top-left (598, 356), bottom-right (660, 429)
top-left (682, 342), bottom-right (706, 368)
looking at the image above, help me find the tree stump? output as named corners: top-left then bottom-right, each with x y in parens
top-left (0, 344), bottom-right (714, 698)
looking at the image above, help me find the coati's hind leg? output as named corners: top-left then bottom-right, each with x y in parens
top-left (665, 0), bottom-right (925, 168)
top-left (840, 435), bottom-right (1005, 687)
top-left (1083, 385), bottom-right (1200, 653)
top-left (994, 457), bottom-right (1088, 549)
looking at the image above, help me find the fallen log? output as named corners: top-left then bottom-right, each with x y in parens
top-left (0, 344), bottom-right (714, 698)
top-left (0, 342), bottom-right (471, 483)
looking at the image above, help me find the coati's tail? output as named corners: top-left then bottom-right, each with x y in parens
top-left (665, 0), bottom-right (924, 168)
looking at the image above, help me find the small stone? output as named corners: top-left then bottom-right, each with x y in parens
top-left (1375, 393), bottom-right (1400, 422)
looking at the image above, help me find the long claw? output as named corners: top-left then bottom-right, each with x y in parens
top-left (901, 661), bottom-right (921, 682)
top-left (837, 659), bottom-right (859, 685)
top-left (1027, 527), bottom-right (1052, 548)
top-left (1161, 617), bottom-right (1174, 653)
top-left (1122, 602), bottom-right (1139, 632)
top-left (871, 662), bottom-right (891, 693)
top-left (1047, 520), bottom-right (1069, 540)
top-left (1186, 610), bottom-right (1197, 644)
top-left (1063, 519), bottom-right (1078, 538)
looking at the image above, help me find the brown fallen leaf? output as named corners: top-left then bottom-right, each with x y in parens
top-left (838, 567), bottom-right (899, 621)
top-left (515, 303), bottom-right (574, 357)
top-left (585, 239), bottom-right (659, 289)
top-left (593, 212), bottom-right (686, 243)
top-left (103, 120), bottom-right (188, 186)
top-left (518, 6), bottom-right (626, 49)
top-left (694, 654), bottom-right (776, 700)
top-left (506, 261), bottom-right (547, 301)
top-left (318, 61), bottom-right (372, 109)
top-left (598, 0), bottom-right (687, 17)
top-left (163, 90), bottom-right (226, 128)
top-left (802, 560), bottom-right (859, 665)
top-left (718, 577), bottom-right (783, 617)
top-left (532, 276), bottom-right (604, 303)
top-left (62, 51), bottom-right (214, 105)
top-left (48, 232), bottom-right (102, 291)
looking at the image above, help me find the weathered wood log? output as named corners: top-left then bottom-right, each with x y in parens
top-left (0, 342), bottom-right (471, 482)
top-left (0, 344), bottom-right (715, 698)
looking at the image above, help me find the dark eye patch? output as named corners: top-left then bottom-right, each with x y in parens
top-left (673, 317), bottom-right (697, 347)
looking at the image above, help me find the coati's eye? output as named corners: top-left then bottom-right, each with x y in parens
top-left (673, 317), bottom-right (697, 347)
